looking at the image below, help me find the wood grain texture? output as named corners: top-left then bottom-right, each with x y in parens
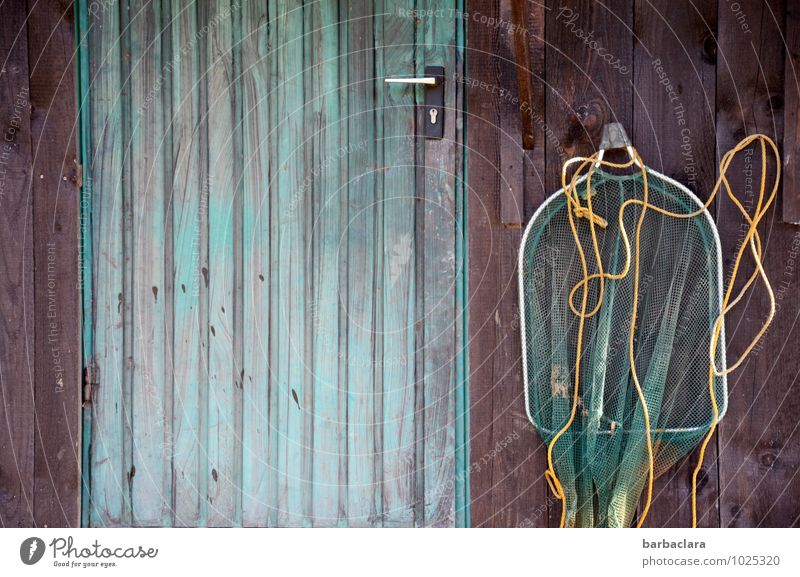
top-left (470, 0), bottom-right (800, 528)
top-left (498, 0), bottom-right (524, 227)
top-left (129, 0), bottom-right (171, 526)
top-left (240, 0), bottom-right (272, 527)
top-left (0, 2), bottom-right (35, 528)
top-left (27, 0), bottom-right (82, 529)
top-left (421, 0), bottom-right (458, 527)
top-left (783, 0), bottom-right (800, 224)
top-left (206, 0), bottom-right (240, 527)
top-left (633, 0), bottom-right (720, 528)
top-left (467, 0), bottom-right (547, 528)
top-left (510, 0), bottom-right (534, 151)
top-left (87, 0), bottom-right (128, 527)
top-left (345, 0), bottom-right (379, 526)
top-left (715, 0), bottom-right (800, 528)
top-left (380, 0), bottom-right (417, 527)
top-left (170, 0), bottom-right (205, 527)
top-left (86, 0), bottom-right (464, 527)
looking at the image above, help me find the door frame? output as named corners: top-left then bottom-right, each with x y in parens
top-left (76, 0), bottom-right (469, 527)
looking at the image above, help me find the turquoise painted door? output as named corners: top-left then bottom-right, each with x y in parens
top-left (83, 0), bottom-right (466, 526)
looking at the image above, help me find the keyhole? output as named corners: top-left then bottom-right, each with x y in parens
top-left (429, 108), bottom-right (438, 124)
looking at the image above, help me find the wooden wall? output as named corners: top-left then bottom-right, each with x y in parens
top-left (467, 0), bottom-right (800, 527)
top-left (0, 0), bottom-right (81, 528)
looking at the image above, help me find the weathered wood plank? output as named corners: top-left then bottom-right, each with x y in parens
top-left (783, 0), bottom-right (800, 224)
top-left (274, 0), bottom-right (308, 527)
top-left (422, 0), bottom-right (457, 527)
top-left (467, 0), bottom-right (548, 528)
top-left (380, 0), bottom-right (417, 527)
top-left (633, 0), bottom-right (720, 528)
top-left (493, 7), bottom-right (531, 529)
top-left (87, 0), bottom-right (129, 528)
top-left (498, 0), bottom-right (524, 228)
top-left (715, 0), bottom-right (800, 528)
top-left (307, 0), bottom-right (345, 527)
top-left (0, 2), bottom-right (34, 528)
top-left (240, 0), bottom-right (272, 527)
top-left (170, 0), bottom-right (205, 527)
top-left (129, 0), bottom-right (170, 526)
top-left (206, 0), bottom-right (241, 526)
top-left (27, 0), bottom-right (82, 528)
top-left (345, 0), bottom-right (380, 527)
top-left (266, 0), bottom-right (281, 527)
top-left (510, 0), bottom-right (534, 151)
top-left (544, 0), bottom-right (633, 526)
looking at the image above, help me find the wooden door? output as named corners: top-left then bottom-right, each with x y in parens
top-left (84, 0), bottom-right (466, 527)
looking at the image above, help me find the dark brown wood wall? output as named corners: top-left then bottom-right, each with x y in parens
top-left (0, 0), bottom-right (81, 527)
top-left (468, 0), bottom-right (800, 527)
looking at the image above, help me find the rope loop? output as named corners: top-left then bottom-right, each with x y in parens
top-left (539, 134), bottom-right (779, 529)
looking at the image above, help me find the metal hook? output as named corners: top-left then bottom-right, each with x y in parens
top-left (595, 122), bottom-right (641, 168)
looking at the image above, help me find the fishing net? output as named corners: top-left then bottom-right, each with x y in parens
top-left (519, 133), bottom-right (779, 528)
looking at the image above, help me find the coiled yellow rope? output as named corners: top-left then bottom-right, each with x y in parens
top-left (543, 134), bottom-right (780, 528)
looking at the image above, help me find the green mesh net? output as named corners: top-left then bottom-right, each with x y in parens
top-left (519, 164), bottom-right (727, 528)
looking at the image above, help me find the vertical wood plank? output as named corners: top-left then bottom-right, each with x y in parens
top-left (633, 0), bottom-right (720, 528)
top-left (27, 0), bottom-right (82, 528)
top-left (380, 0), bottom-right (417, 527)
top-left (345, 0), bottom-right (379, 527)
top-left (491, 0), bottom-right (531, 523)
top-left (307, 0), bottom-right (345, 527)
top-left (240, 0), bottom-right (272, 527)
top-left (783, 0), bottom-right (800, 224)
top-left (715, 0), bottom-right (800, 528)
top-left (87, 0), bottom-right (128, 527)
top-left (274, 0), bottom-right (308, 527)
top-left (499, 0), bottom-right (524, 227)
top-left (422, 0), bottom-right (457, 527)
top-left (0, 2), bottom-right (34, 528)
top-left (510, 0), bottom-right (535, 151)
top-left (129, 0), bottom-right (170, 526)
top-left (467, 0), bottom-right (549, 528)
top-left (544, 0), bottom-right (633, 526)
top-left (206, 0), bottom-right (240, 526)
top-left (266, 0), bottom-right (281, 527)
top-left (170, 0), bottom-right (205, 526)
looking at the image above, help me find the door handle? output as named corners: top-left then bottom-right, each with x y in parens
top-left (384, 76), bottom-right (439, 86)
top-left (384, 66), bottom-right (444, 140)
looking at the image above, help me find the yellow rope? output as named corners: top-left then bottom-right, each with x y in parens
top-left (542, 134), bottom-right (780, 528)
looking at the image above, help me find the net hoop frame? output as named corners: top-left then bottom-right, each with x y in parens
top-left (518, 165), bottom-right (729, 438)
